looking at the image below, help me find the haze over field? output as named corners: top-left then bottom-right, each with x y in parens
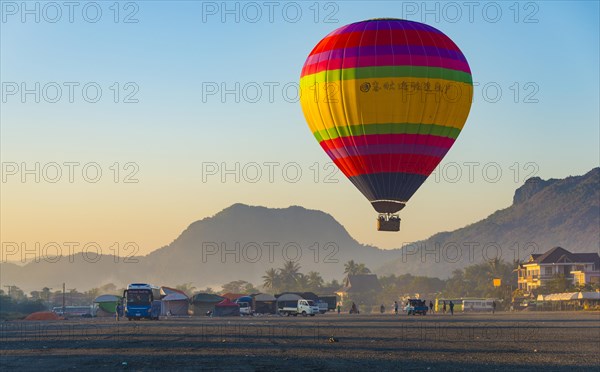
top-left (2, 168), bottom-right (597, 292)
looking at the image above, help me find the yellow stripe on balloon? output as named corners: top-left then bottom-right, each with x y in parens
top-left (299, 77), bottom-right (473, 136)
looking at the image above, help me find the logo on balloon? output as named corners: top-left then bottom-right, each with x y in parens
top-left (360, 82), bottom-right (371, 93)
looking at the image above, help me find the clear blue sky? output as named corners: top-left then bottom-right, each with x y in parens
top-left (1, 1), bottom-right (598, 252)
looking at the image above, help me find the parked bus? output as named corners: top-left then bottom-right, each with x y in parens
top-left (463, 299), bottom-right (496, 312)
top-left (123, 283), bottom-right (161, 320)
top-left (435, 298), bottom-right (496, 313)
top-left (435, 298), bottom-right (464, 313)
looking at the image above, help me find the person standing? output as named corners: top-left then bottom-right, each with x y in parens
top-left (429, 301), bottom-right (434, 314)
top-left (492, 300), bottom-right (496, 314)
top-left (380, 304), bottom-right (385, 314)
top-left (442, 301), bottom-right (447, 314)
top-left (449, 301), bottom-right (454, 315)
top-left (337, 304), bottom-right (341, 315)
top-left (394, 301), bottom-right (398, 315)
top-left (116, 302), bottom-right (122, 321)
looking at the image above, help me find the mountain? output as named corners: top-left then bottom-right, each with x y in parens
top-left (378, 168), bottom-right (600, 278)
top-left (2, 169), bottom-right (598, 292)
top-left (0, 204), bottom-right (402, 293)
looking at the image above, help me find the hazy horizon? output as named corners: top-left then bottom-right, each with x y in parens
top-left (2, 2), bottom-right (599, 254)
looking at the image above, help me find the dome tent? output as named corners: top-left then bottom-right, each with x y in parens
top-left (213, 298), bottom-right (240, 317)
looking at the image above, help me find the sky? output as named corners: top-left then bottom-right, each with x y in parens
top-left (1, 0), bottom-right (599, 258)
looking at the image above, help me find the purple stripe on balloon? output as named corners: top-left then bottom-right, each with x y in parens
top-left (329, 19), bottom-right (443, 36)
top-left (322, 134), bottom-right (455, 149)
top-left (325, 144), bottom-right (450, 160)
top-left (306, 45), bottom-right (467, 66)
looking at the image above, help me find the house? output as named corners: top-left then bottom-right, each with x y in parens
top-left (336, 274), bottom-right (382, 306)
top-left (516, 247), bottom-right (600, 293)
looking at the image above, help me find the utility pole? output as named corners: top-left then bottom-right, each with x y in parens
top-left (3, 285), bottom-right (13, 297)
top-left (62, 283), bottom-right (66, 315)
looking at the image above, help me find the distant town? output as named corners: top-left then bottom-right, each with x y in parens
top-left (2, 246), bottom-right (598, 320)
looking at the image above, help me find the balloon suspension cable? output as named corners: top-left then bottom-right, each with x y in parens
top-left (377, 213), bottom-right (401, 232)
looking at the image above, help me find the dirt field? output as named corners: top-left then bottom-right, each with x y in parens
top-left (1, 311), bottom-right (599, 371)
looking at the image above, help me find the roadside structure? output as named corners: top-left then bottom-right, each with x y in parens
top-left (516, 247), bottom-right (600, 293)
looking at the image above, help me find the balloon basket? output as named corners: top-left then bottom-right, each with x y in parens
top-left (377, 214), bottom-right (400, 232)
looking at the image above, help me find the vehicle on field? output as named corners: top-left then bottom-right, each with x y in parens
top-left (317, 295), bottom-right (337, 312)
top-left (404, 299), bottom-right (428, 315)
top-left (463, 299), bottom-right (496, 312)
top-left (278, 299), bottom-right (319, 316)
top-left (316, 300), bottom-right (328, 314)
top-left (237, 301), bottom-right (253, 316)
top-left (123, 283), bottom-right (160, 320)
top-left (52, 306), bottom-right (95, 317)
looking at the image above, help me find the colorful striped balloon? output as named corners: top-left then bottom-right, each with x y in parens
top-left (299, 19), bottom-right (473, 221)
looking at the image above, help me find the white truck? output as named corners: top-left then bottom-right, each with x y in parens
top-left (316, 300), bottom-right (328, 314)
top-left (279, 299), bottom-right (319, 317)
top-left (237, 301), bottom-right (253, 316)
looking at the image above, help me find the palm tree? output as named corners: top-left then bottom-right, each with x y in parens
top-left (343, 260), bottom-right (371, 286)
top-left (344, 260), bottom-right (358, 276)
top-left (262, 268), bottom-right (280, 291)
top-left (356, 263), bottom-right (371, 275)
top-left (295, 274), bottom-right (309, 291)
top-left (279, 260), bottom-right (302, 290)
top-left (306, 271), bottom-right (324, 291)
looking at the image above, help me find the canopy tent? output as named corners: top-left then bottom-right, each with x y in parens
top-left (161, 292), bottom-right (189, 316)
top-left (276, 293), bottom-right (303, 313)
top-left (538, 292), bottom-right (600, 301)
top-left (235, 296), bottom-right (253, 304)
top-left (221, 293), bottom-right (245, 301)
top-left (254, 293), bottom-right (277, 314)
top-left (93, 294), bottom-right (121, 315)
top-left (160, 286), bottom-right (189, 298)
top-left (191, 293), bottom-right (224, 316)
top-left (213, 298), bottom-right (240, 317)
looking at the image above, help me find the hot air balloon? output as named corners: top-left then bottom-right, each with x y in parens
top-left (299, 19), bottom-right (473, 231)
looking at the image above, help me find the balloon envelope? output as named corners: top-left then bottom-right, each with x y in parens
top-left (300, 19), bottom-right (473, 214)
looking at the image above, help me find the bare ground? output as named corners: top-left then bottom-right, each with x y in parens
top-left (1, 311), bottom-right (599, 371)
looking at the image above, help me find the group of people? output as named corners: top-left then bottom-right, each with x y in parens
top-left (385, 300), bottom-right (456, 315)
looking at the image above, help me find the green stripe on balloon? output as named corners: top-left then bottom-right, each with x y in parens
top-left (313, 123), bottom-right (462, 142)
top-left (302, 66), bottom-right (473, 85)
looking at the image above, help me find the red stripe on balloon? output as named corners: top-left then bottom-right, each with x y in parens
top-left (309, 30), bottom-right (461, 57)
top-left (332, 154), bottom-right (442, 177)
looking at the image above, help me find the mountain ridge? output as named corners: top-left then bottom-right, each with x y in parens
top-left (2, 168), bottom-right (598, 292)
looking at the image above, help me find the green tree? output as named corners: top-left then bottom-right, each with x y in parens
top-left (279, 260), bottom-right (302, 291)
top-left (175, 283), bottom-right (197, 297)
top-left (262, 268), bottom-right (281, 292)
top-left (306, 271), bottom-right (324, 292)
top-left (221, 280), bottom-right (258, 294)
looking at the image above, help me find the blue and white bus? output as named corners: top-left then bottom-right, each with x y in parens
top-left (123, 283), bottom-right (161, 320)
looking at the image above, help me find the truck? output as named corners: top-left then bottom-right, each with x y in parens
top-left (317, 295), bottom-right (337, 312)
top-left (279, 299), bottom-right (319, 317)
top-left (316, 301), bottom-right (328, 314)
top-left (237, 301), bottom-right (253, 316)
top-left (404, 299), bottom-right (428, 315)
